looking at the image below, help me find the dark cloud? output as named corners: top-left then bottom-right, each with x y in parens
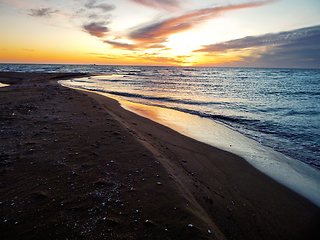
top-left (194, 25), bottom-right (320, 53)
top-left (79, 1), bottom-right (115, 38)
top-left (88, 13), bottom-right (99, 19)
top-left (83, 22), bottom-right (109, 37)
top-left (28, 8), bottom-right (58, 17)
top-left (104, 39), bottom-right (170, 50)
top-left (147, 43), bottom-right (168, 49)
top-left (129, 1), bottom-right (273, 45)
top-left (87, 13), bottom-right (112, 19)
top-left (104, 40), bottom-right (137, 50)
top-left (130, 0), bottom-right (181, 12)
top-left (85, 0), bottom-right (115, 12)
top-left (196, 25), bottom-right (320, 68)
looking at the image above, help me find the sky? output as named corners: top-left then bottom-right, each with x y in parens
top-left (0, 0), bottom-right (319, 68)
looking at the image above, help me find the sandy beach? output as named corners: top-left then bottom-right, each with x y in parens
top-left (0, 72), bottom-right (319, 240)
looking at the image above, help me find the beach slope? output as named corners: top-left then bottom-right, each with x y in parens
top-left (0, 72), bottom-right (319, 239)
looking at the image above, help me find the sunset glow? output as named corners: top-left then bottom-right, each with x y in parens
top-left (0, 0), bottom-right (319, 68)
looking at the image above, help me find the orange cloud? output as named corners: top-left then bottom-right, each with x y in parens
top-left (23, 49), bottom-right (35, 52)
top-left (105, 1), bottom-right (274, 51)
top-left (140, 53), bottom-right (190, 65)
top-left (128, 1), bottom-right (274, 46)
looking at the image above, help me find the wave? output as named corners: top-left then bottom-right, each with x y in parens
top-left (262, 90), bottom-right (320, 96)
top-left (56, 66), bottom-right (320, 172)
top-left (87, 87), bottom-right (308, 139)
top-left (284, 110), bottom-right (320, 116)
top-left (89, 88), bottom-right (223, 107)
top-left (84, 87), bottom-right (263, 127)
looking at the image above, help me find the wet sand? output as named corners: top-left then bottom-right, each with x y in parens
top-left (0, 72), bottom-right (319, 239)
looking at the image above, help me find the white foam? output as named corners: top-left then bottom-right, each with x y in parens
top-left (120, 100), bottom-right (320, 207)
top-left (0, 82), bottom-right (9, 87)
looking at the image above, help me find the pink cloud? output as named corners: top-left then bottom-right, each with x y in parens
top-left (130, 0), bottom-right (181, 12)
top-left (130, 1), bottom-right (274, 45)
top-left (104, 1), bottom-right (274, 51)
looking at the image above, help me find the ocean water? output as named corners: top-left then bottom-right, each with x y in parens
top-left (1, 63), bottom-right (319, 170)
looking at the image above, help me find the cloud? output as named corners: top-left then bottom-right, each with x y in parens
top-left (83, 22), bottom-right (109, 37)
top-left (79, 1), bottom-right (115, 38)
top-left (195, 25), bottom-right (320, 53)
top-left (1, 0), bottom-right (36, 9)
top-left (104, 39), bottom-right (168, 50)
top-left (127, 52), bottom-right (190, 64)
top-left (84, 0), bottom-right (115, 12)
top-left (147, 43), bottom-right (168, 49)
top-left (104, 40), bottom-right (137, 50)
top-left (195, 25), bottom-right (320, 68)
top-left (28, 8), bottom-right (58, 18)
top-left (103, 1), bottom-right (273, 51)
top-left (87, 13), bottom-right (112, 20)
top-left (129, 1), bottom-right (274, 45)
top-left (130, 0), bottom-right (181, 12)
top-left (86, 52), bottom-right (120, 60)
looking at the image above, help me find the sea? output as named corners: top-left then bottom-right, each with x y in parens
top-left (1, 63), bottom-right (320, 205)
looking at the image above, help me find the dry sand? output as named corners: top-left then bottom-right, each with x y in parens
top-left (0, 72), bottom-right (319, 239)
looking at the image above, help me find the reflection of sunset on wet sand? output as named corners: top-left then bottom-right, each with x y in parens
top-left (118, 98), bottom-right (320, 208)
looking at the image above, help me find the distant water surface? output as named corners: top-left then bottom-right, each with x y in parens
top-left (1, 63), bottom-right (319, 170)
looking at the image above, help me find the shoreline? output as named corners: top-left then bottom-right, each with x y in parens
top-left (1, 72), bottom-right (320, 239)
top-left (59, 80), bottom-right (320, 207)
top-left (116, 98), bottom-right (320, 208)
